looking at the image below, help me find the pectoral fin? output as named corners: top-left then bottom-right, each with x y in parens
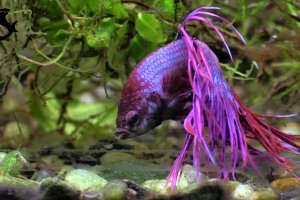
top-left (161, 69), bottom-right (192, 120)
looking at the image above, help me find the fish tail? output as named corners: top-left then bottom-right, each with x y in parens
top-left (237, 99), bottom-right (300, 170)
top-left (167, 7), bottom-right (300, 188)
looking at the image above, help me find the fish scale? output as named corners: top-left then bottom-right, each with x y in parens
top-left (133, 39), bottom-right (188, 94)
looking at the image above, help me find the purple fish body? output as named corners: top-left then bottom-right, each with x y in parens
top-left (116, 7), bottom-right (300, 189)
top-left (116, 39), bottom-right (192, 139)
top-left (126, 39), bottom-right (188, 95)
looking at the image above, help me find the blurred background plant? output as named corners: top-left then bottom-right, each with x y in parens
top-left (0, 0), bottom-right (299, 149)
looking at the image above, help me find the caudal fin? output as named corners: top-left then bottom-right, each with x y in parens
top-left (166, 7), bottom-right (300, 189)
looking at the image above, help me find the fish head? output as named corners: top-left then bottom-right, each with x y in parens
top-left (116, 90), bottom-right (163, 139)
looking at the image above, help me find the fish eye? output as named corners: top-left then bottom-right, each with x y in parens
top-left (126, 111), bottom-right (140, 126)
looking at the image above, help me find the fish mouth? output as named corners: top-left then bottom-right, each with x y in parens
top-left (115, 128), bottom-right (133, 139)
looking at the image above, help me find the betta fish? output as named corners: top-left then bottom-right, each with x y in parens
top-left (116, 7), bottom-right (300, 188)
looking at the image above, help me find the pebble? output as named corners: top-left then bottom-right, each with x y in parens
top-left (143, 179), bottom-right (170, 194)
top-left (65, 169), bottom-right (107, 192)
top-left (271, 177), bottom-right (300, 192)
top-left (250, 189), bottom-right (278, 200)
top-left (101, 180), bottom-right (128, 200)
top-left (181, 164), bottom-right (209, 184)
top-left (232, 183), bottom-right (255, 199)
top-left (229, 181), bottom-right (278, 200)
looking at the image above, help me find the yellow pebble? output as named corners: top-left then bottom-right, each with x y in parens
top-left (250, 190), bottom-right (278, 200)
top-left (271, 177), bottom-right (300, 192)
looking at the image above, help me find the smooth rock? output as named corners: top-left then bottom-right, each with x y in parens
top-left (0, 151), bottom-right (28, 177)
top-left (143, 176), bottom-right (188, 194)
top-left (271, 177), bottom-right (300, 192)
top-left (225, 180), bottom-right (240, 193)
top-left (181, 164), bottom-right (209, 184)
top-left (65, 169), bottom-right (107, 192)
top-left (232, 183), bottom-right (255, 199)
top-left (231, 181), bottom-right (278, 200)
top-left (0, 176), bottom-right (38, 188)
top-left (82, 191), bottom-right (102, 200)
top-left (102, 180), bottom-right (127, 200)
top-left (249, 189), bottom-right (279, 200)
top-left (143, 179), bottom-right (170, 194)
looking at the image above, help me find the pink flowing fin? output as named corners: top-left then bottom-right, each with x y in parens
top-left (183, 38), bottom-right (300, 184)
top-left (167, 7), bottom-right (300, 188)
top-left (182, 7), bottom-right (246, 59)
top-left (166, 134), bottom-right (193, 190)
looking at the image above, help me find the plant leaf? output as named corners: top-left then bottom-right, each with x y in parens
top-left (161, 0), bottom-right (175, 19)
top-left (67, 0), bottom-right (85, 14)
top-left (135, 13), bottom-right (167, 43)
top-left (29, 93), bottom-right (60, 132)
top-left (129, 35), bottom-right (159, 62)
